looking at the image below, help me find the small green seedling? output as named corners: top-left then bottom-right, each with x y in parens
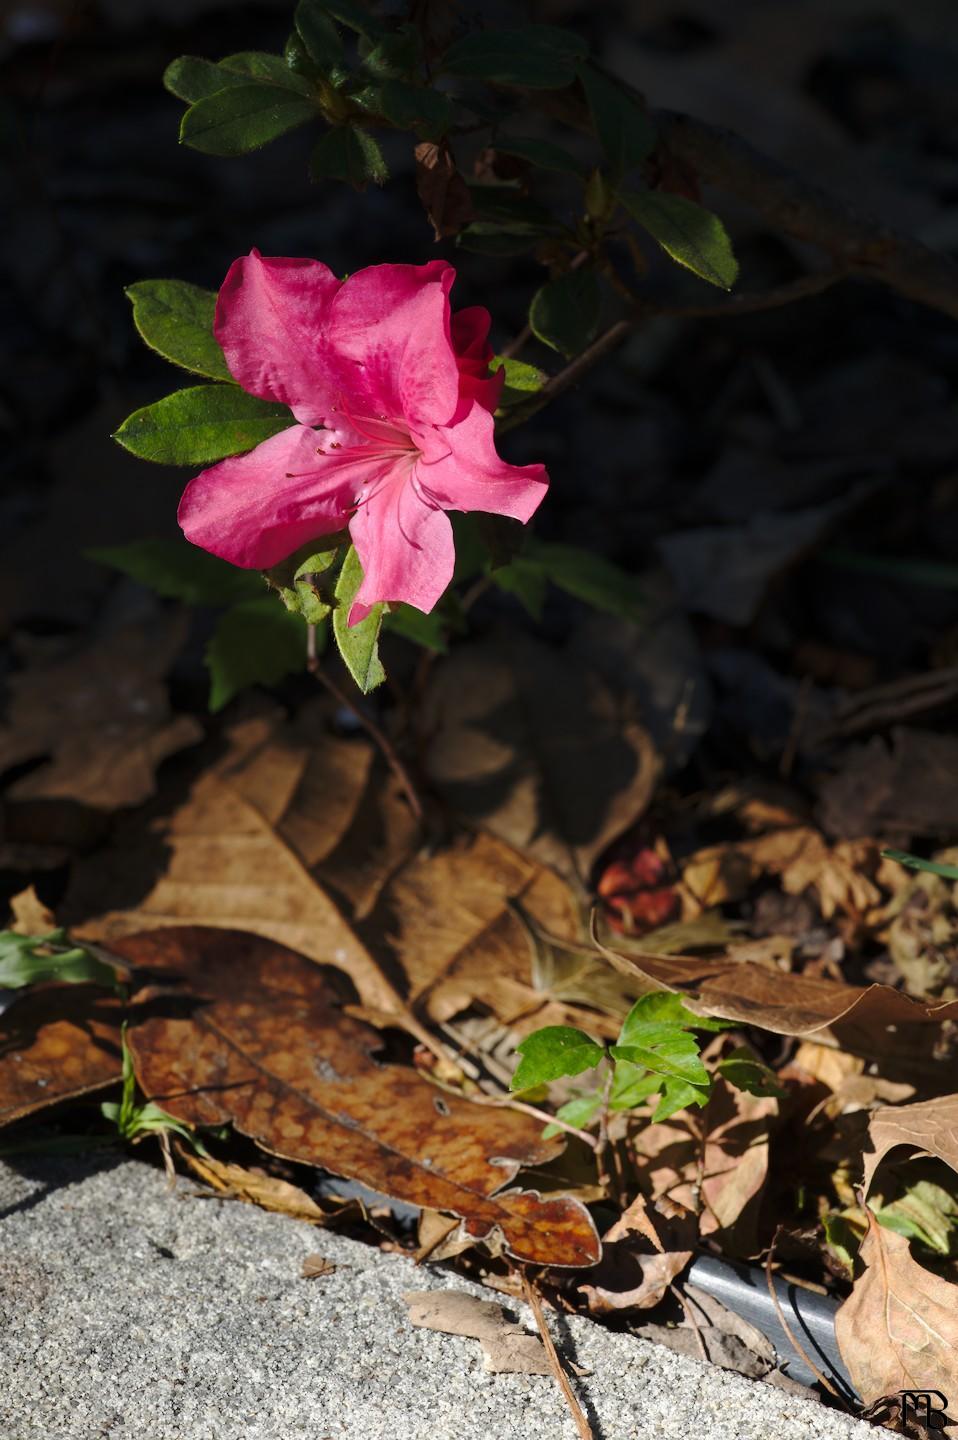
top-left (510, 991), bottom-right (784, 1137)
top-left (101, 1028), bottom-right (209, 1165)
top-left (0, 929), bottom-right (121, 991)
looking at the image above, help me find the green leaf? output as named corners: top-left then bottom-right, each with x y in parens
top-left (882, 849), bottom-right (958, 881)
top-left (0, 930), bottom-right (119, 990)
top-left (542, 1092), bottom-right (602, 1138)
top-left (527, 539), bottom-right (645, 621)
top-left (219, 51), bottom-right (314, 93)
top-left (360, 23), bottom-right (422, 79)
top-left (358, 79), bottom-right (452, 138)
top-left (322, 0), bottom-right (385, 42)
top-left (651, 1078), bottom-right (709, 1123)
top-left (529, 268), bottom-right (601, 358)
top-left (821, 548), bottom-right (958, 591)
top-left (491, 558), bottom-right (548, 620)
top-left (88, 538), bottom-right (262, 606)
top-left (124, 279), bottom-right (230, 382)
top-left (875, 1180), bottom-right (958, 1256)
top-left (443, 25), bottom-right (588, 89)
top-left (457, 224), bottom-right (541, 257)
top-left (180, 85), bottom-right (317, 157)
top-left (113, 385), bottom-right (293, 466)
top-left (610, 1034), bottom-right (710, 1090)
top-left (163, 56), bottom-right (250, 103)
top-left (383, 603), bottom-right (448, 653)
top-left (467, 185), bottom-right (553, 230)
top-left (266, 543), bottom-right (341, 624)
top-left (332, 545), bottom-right (385, 693)
top-left (309, 125), bottom-right (388, 186)
top-left (206, 597), bottom-right (308, 711)
top-left (620, 189), bottom-right (738, 290)
top-left (492, 355), bottom-right (547, 407)
top-left (294, 0), bottom-right (345, 70)
top-left (717, 1047), bottom-right (787, 1099)
top-left (609, 1059), bottom-right (663, 1112)
top-left (617, 991), bottom-right (730, 1045)
top-left (577, 64), bottom-right (656, 178)
top-left (493, 135), bottom-right (586, 176)
top-left (510, 1026), bottom-right (606, 1091)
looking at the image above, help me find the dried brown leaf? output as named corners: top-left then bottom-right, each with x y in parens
top-left (301, 1253), bottom-right (337, 1279)
top-left (179, 1150), bottom-right (339, 1225)
top-left (8, 885), bottom-right (56, 934)
top-left (835, 1209), bottom-right (958, 1403)
top-left (681, 827), bottom-right (883, 919)
top-left (0, 616), bottom-right (201, 810)
top-left (578, 1193), bottom-right (694, 1314)
top-left (414, 141), bottom-right (473, 240)
top-left (0, 986), bottom-right (121, 1125)
top-left (403, 1290), bottom-right (551, 1375)
top-left (861, 1095), bottom-right (958, 1197)
top-left (111, 927), bottom-right (600, 1268)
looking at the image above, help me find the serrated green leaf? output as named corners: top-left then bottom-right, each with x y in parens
top-left (542, 1092), bottom-right (602, 1138)
top-left (332, 545), bottom-right (385, 693)
top-left (510, 1026), bottom-right (606, 1091)
top-left (180, 85), bottom-right (317, 156)
top-left (113, 385), bottom-right (293, 465)
top-left (529, 268), bottom-right (601, 358)
top-left (206, 597), bottom-right (308, 711)
top-left (577, 64), bottom-right (656, 178)
top-left (443, 25), bottom-right (587, 89)
top-left (383, 603), bottom-right (448, 652)
top-left (124, 279), bottom-right (230, 381)
top-left (309, 125), bottom-right (388, 186)
top-left (617, 991), bottom-right (732, 1043)
top-left (294, 0), bottom-right (345, 69)
top-left (266, 542), bottom-right (341, 624)
top-left (219, 51), bottom-right (314, 93)
top-left (527, 539), bottom-right (645, 621)
top-left (651, 1077), bottom-right (709, 1123)
top-left (494, 135), bottom-right (586, 175)
top-left (609, 1059), bottom-right (663, 1112)
top-left (0, 930), bottom-right (119, 991)
top-left (717, 1048), bottom-right (786, 1099)
top-left (621, 189), bottom-right (738, 290)
top-left (611, 1035), bottom-right (710, 1090)
top-left (88, 538), bottom-right (262, 606)
top-left (874, 1179), bottom-right (958, 1256)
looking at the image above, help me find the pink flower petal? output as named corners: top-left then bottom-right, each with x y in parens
top-left (348, 474), bottom-right (454, 621)
top-left (178, 425), bottom-right (390, 569)
top-left (214, 250), bottom-right (340, 425)
top-left (417, 400), bottom-right (548, 522)
top-left (328, 262), bottom-right (460, 429)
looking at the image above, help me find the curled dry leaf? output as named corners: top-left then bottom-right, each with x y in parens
top-left (596, 939), bottom-right (958, 1065)
top-left (414, 141), bottom-right (474, 240)
top-left (8, 886), bottom-right (56, 935)
top-left (835, 1208), bottom-right (958, 1404)
top-left (110, 927), bottom-right (600, 1269)
top-left (861, 1094), bottom-right (958, 1197)
top-left (403, 1290), bottom-right (550, 1376)
top-left (680, 827), bottom-right (883, 920)
top-left (578, 1193), bottom-right (694, 1315)
top-left (421, 633), bottom-right (660, 887)
top-left (0, 985), bottom-right (121, 1125)
top-left (0, 616), bottom-right (201, 811)
top-left (179, 1149), bottom-right (347, 1226)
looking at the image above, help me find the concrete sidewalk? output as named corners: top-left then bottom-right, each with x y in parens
top-left (0, 1155), bottom-right (876, 1440)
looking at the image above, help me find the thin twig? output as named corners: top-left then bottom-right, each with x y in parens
top-left (307, 630), bottom-right (425, 826)
top-left (520, 1271), bottom-right (595, 1440)
top-left (764, 1226), bottom-right (845, 1403)
top-left (672, 1283), bottom-right (710, 1364)
top-left (468, 1093), bottom-right (599, 1150)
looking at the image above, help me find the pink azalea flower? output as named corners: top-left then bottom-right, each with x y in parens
top-left (177, 252), bottom-right (549, 622)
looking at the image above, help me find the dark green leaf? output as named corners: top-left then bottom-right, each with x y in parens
top-left (821, 548), bottom-right (958, 590)
top-left (491, 558), bottom-right (548, 620)
top-left (323, 0), bottom-right (385, 41)
top-left (88, 538), bottom-right (262, 606)
top-left (526, 539), bottom-right (645, 621)
top-left (529, 268), bottom-right (601, 357)
top-left (610, 1035), bottom-right (710, 1089)
top-left (510, 1026), bottom-right (606, 1091)
top-left (163, 56), bottom-right (251, 104)
top-left (332, 545), bottom-right (385, 693)
top-left (360, 23), bottom-right (421, 79)
top-left (0, 930), bottom-right (119, 991)
top-left (717, 1048), bottom-right (787, 1099)
top-left (383, 603), bottom-right (448, 652)
top-left (492, 355), bottom-right (547, 406)
top-left (219, 51), bottom-right (314, 93)
top-left (467, 185), bottom-right (553, 230)
top-left (180, 86), bottom-right (317, 157)
top-left (113, 385), bottom-right (293, 466)
top-left (577, 64), bottom-right (656, 178)
top-left (651, 1078), bottom-right (709, 1123)
top-left (310, 125), bottom-right (388, 186)
top-left (882, 849), bottom-right (958, 881)
top-left (457, 224), bottom-right (541, 257)
top-left (620, 189), bottom-right (738, 290)
top-left (542, 1092), bottom-right (602, 1137)
top-left (494, 135), bottom-right (586, 175)
top-left (206, 597), bottom-right (308, 711)
top-left (124, 279), bottom-right (230, 382)
top-left (360, 79), bottom-right (452, 137)
top-left (266, 543), bottom-right (341, 624)
top-left (443, 25), bottom-right (588, 89)
top-left (294, 0), bottom-right (345, 69)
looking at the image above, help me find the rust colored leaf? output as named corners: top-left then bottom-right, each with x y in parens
top-left (0, 616), bottom-right (201, 810)
top-left (414, 141), bottom-right (473, 240)
top-left (0, 985), bottom-right (121, 1125)
top-left (597, 938), bottom-right (958, 1064)
top-left (835, 1208), bottom-right (958, 1403)
top-left (111, 927), bottom-right (600, 1269)
top-left (421, 633), bottom-right (660, 887)
top-left (861, 1094), bottom-right (958, 1197)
